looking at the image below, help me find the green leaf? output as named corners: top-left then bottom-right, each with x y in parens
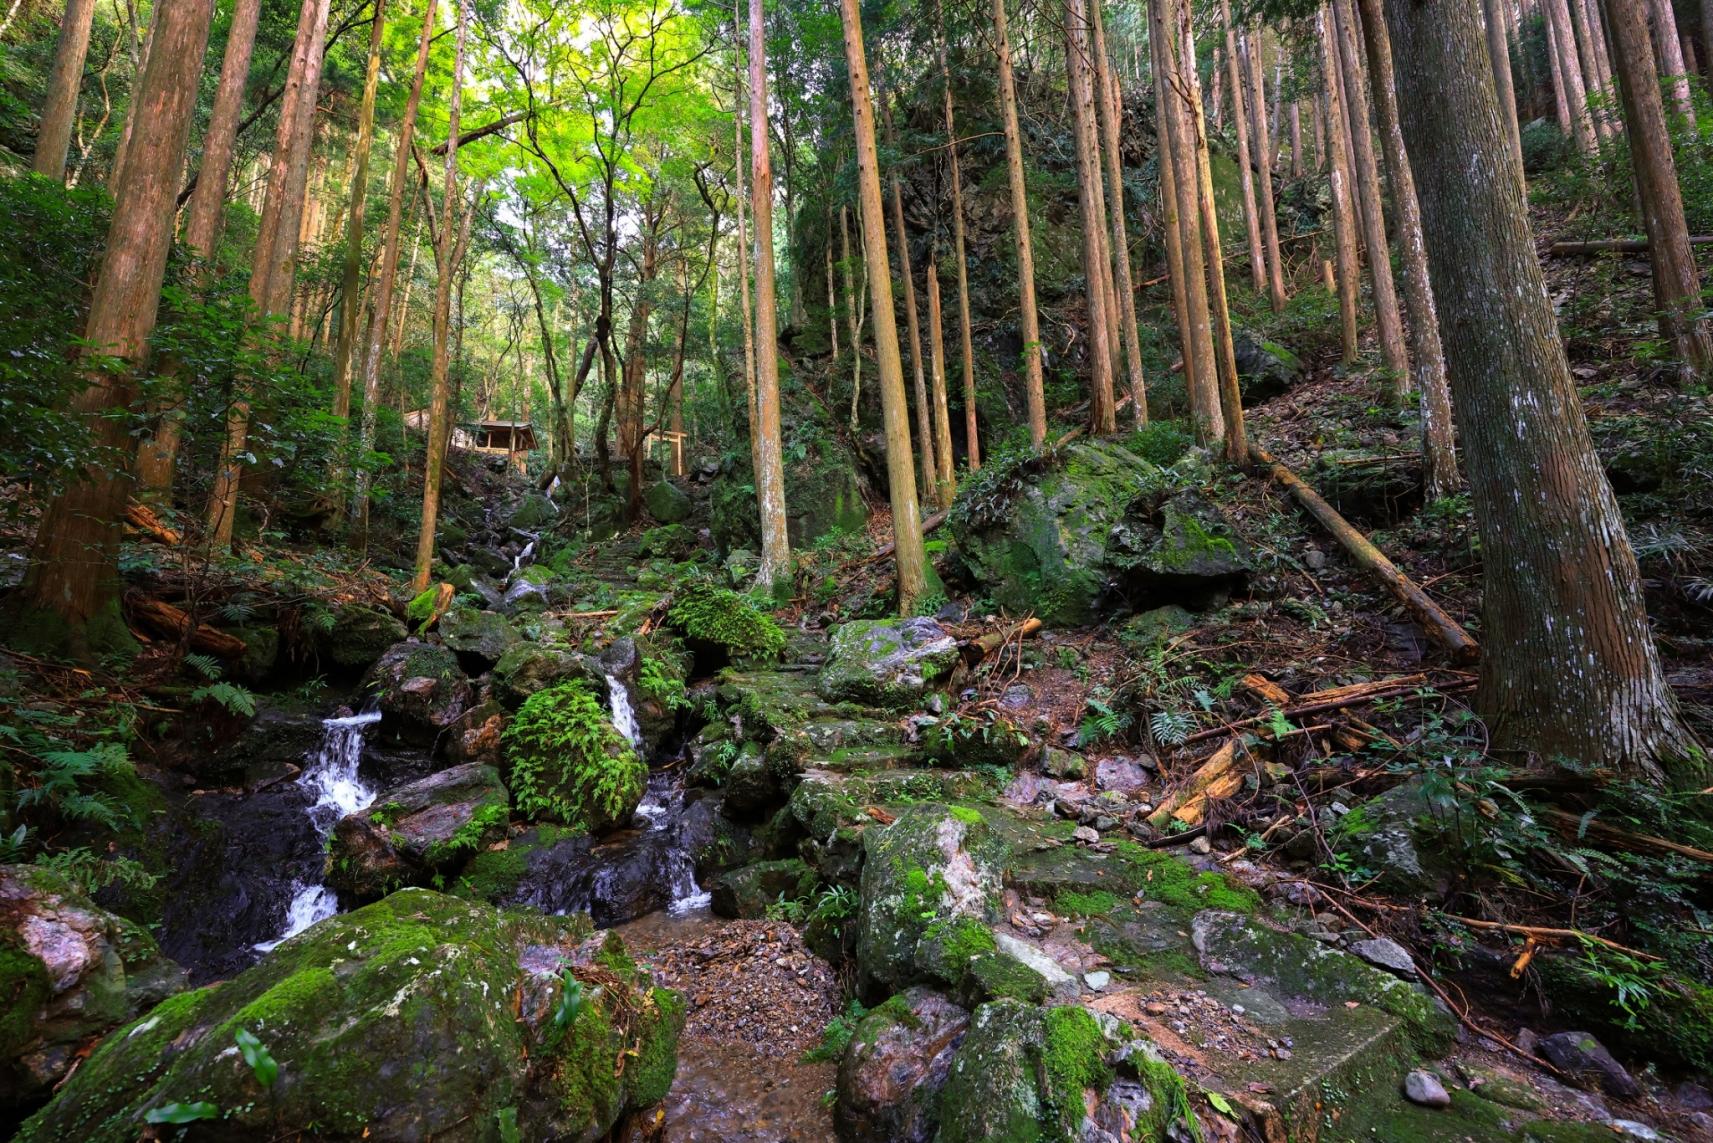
top-left (1205, 1090), bottom-right (1235, 1118)
top-left (145, 1101), bottom-right (220, 1124)
top-left (234, 1027), bottom-right (278, 1087)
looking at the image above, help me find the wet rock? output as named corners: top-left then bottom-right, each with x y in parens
top-left (1539, 1031), bottom-right (1640, 1097)
top-left (819, 618), bottom-right (960, 709)
top-left (363, 639), bottom-right (474, 741)
top-left (835, 988), bottom-right (970, 1142)
top-left (508, 492), bottom-right (557, 529)
top-left (328, 763), bottom-right (509, 899)
top-left (1, 865), bottom-right (187, 1108)
top-left (1095, 757), bottom-right (1150, 794)
top-left (1332, 776), bottom-right (1458, 898)
top-left (436, 606), bottom-right (520, 668)
top-left (710, 859), bottom-right (818, 920)
top-left (1402, 1069), bottom-right (1451, 1108)
top-left (318, 602), bottom-right (408, 672)
top-left (17, 892), bottom-right (683, 1142)
top-left (645, 479), bottom-right (693, 523)
top-left (501, 576), bottom-right (551, 614)
top-left (492, 643), bottom-right (601, 706)
top-left (1350, 937), bottom-right (1416, 978)
top-left (1041, 747), bottom-right (1087, 779)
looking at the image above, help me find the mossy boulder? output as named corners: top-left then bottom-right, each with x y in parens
top-left (1233, 330), bottom-right (1306, 402)
top-left (319, 603), bottom-right (408, 672)
top-left (437, 607), bottom-right (521, 668)
top-left (509, 492), bottom-right (558, 530)
top-left (710, 448), bottom-right (869, 553)
top-left (948, 442), bottom-right (1250, 626)
top-left (1537, 953), bottom-right (1713, 1075)
top-left (819, 618), bottom-right (960, 709)
top-left (638, 524), bottom-right (697, 560)
top-left (362, 639), bottom-right (474, 741)
top-left (1330, 776), bottom-right (1460, 899)
top-left (1, 865), bottom-right (187, 1108)
top-left (644, 479), bottom-right (693, 523)
top-left (501, 681), bottom-right (645, 834)
top-left (709, 858), bottom-right (818, 919)
top-left (835, 988), bottom-right (970, 1142)
top-left (328, 764), bottom-right (510, 899)
top-left (492, 643), bottom-right (602, 707)
top-left (16, 891), bottom-right (683, 1142)
top-left (666, 581), bottom-right (786, 666)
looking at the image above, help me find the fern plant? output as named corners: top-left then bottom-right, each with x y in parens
top-left (501, 681), bottom-right (645, 830)
top-left (666, 581), bottom-right (785, 660)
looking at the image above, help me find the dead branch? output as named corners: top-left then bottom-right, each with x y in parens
top-left (126, 596), bottom-right (246, 658)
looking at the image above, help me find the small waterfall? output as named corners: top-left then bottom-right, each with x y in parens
top-left (631, 772), bottom-right (709, 914)
top-left (607, 673), bottom-right (642, 749)
top-left (255, 709), bottom-right (380, 951)
top-left (511, 539), bottom-right (536, 575)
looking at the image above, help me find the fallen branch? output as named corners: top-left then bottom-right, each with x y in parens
top-left (1052, 393), bottom-right (1134, 449)
top-left (965, 616), bottom-right (1044, 662)
top-left (873, 510), bottom-right (948, 561)
top-left (1539, 808), bottom-right (1713, 866)
top-left (1547, 235), bottom-right (1713, 256)
top-left (1147, 739), bottom-right (1247, 828)
top-left (1250, 444), bottom-right (1479, 663)
top-left (126, 596), bottom-right (246, 658)
top-left (123, 501), bottom-right (181, 545)
top-left (1439, 914), bottom-right (1662, 961)
top-left (1180, 673), bottom-right (1452, 746)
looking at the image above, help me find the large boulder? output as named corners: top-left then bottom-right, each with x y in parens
top-left (818, 618), bottom-right (960, 710)
top-left (328, 763), bottom-right (510, 898)
top-left (949, 441), bottom-right (1251, 626)
top-left (437, 606), bottom-right (521, 669)
top-left (492, 643), bottom-right (602, 707)
top-left (363, 639), bottom-right (474, 741)
top-left (509, 492), bottom-right (558, 530)
top-left (709, 858), bottom-right (817, 919)
top-left (1233, 330), bottom-right (1305, 402)
top-left (644, 479), bottom-right (693, 523)
top-left (2, 865), bottom-right (187, 1107)
top-left (835, 988), bottom-right (970, 1142)
top-left (16, 892), bottom-right (683, 1143)
top-left (319, 603), bottom-right (408, 672)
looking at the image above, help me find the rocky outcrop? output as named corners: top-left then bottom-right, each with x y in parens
top-left (437, 606), bottom-right (521, 668)
top-left (644, 479), bottom-right (693, 523)
top-left (318, 603), bottom-right (408, 672)
top-left (16, 891), bottom-right (683, 1143)
top-left (818, 618), bottom-right (960, 709)
top-left (362, 639), bottom-right (474, 740)
top-left (328, 763), bottom-right (509, 898)
top-left (949, 441), bottom-right (1251, 626)
top-left (492, 643), bottom-right (602, 707)
top-left (835, 988), bottom-right (970, 1142)
top-left (710, 858), bottom-right (817, 919)
top-left (1, 865), bottom-right (187, 1107)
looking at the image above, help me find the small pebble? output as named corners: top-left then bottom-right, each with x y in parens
top-left (1402, 1069), bottom-right (1451, 1109)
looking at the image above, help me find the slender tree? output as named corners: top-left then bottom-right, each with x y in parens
top-left (12, 0), bottom-right (214, 656)
top-left (880, 94), bottom-right (939, 494)
top-left (1154, 22), bottom-right (1197, 397)
top-left (1483, 0), bottom-right (1527, 180)
top-left (926, 254), bottom-right (957, 506)
top-left (838, 0), bottom-right (929, 612)
top-left (1089, 0), bottom-right (1147, 426)
top-left (1548, 0), bottom-right (1599, 149)
top-left (1065, 0), bottom-right (1117, 435)
top-left (937, 28), bottom-right (985, 464)
top-left (1244, 30), bottom-right (1287, 311)
top-left (748, 0), bottom-right (793, 594)
top-left (1382, 0), bottom-right (1701, 784)
top-left (1221, 0), bottom-right (1267, 294)
top-left (330, 0), bottom-right (391, 439)
top-left (991, 0), bottom-right (1047, 446)
top-left (33, 0), bottom-right (98, 181)
top-left (1647, 0), bottom-right (1697, 122)
top-left (1318, 11), bottom-right (1361, 363)
top-left (1605, 0), bottom-right (1713, 376)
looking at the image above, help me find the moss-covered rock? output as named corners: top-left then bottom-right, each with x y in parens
top-left (362, 639), bottom-right (474, 741)
top-left (835, 988), bottom-right (970, 1142)
top-left (1, 865), bottom-right (187, 1108)
top-left (638, 523), bottom-right (697, 560)
top-left (666, 581), bottom-right (786, 665)
top-left (818, 618), bottom-right (960, 709)
top-left (492, 643), bottom-right (603, 707)
top-left (644, 479), bottom-right (693, 523)
top-left (1536, 952), bottom-right (1713, 1075)
top-left (509, 493), bottom-right (558, 530)
top-left (501, 681), bottom-right (645, 833)
top-left (437, 606), bottom-right (521, 668)
top-left (16, 891), bottom-right (681, 1142)
top-left (1233, 330), bottom-right (1305, 402)
top-left (710, 448), bottom-right (869, 553)
top-left (328, 764), bottom-right (510, 899)
top-left (319, 603), bottom-right (408, 672)
top-left (709, 858), bottom-right (818, 919)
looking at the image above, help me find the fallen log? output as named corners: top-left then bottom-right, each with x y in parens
top-left (965, 616), bottom-right (1044, 662)
top-left (1146, 739), bottom-right (1247, 828)
top-left (1539, 808), bottom-right (1713, 866)
top-left (1240, 672), bottom-right (1292, 706)
top-left (1051, 393), bottom-right (1134, 449)
top-left (1179, 673), bottom-right (1462, 746)
top-left (874, 510), bottom-right (948, 561)
top-left (123, 501), bottom-right (181, 545)
top-left (127, 596), bottom-right (247, 658)
top-left (1547, 235), bottom-right (1713, 256)
top-left (1250, 444), bottom-right (1479, 663)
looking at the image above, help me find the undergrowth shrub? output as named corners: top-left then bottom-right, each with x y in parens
top-left (666, 581), bottom-right (785, 661)
top-left (500, 681), bottom-right (643, 831)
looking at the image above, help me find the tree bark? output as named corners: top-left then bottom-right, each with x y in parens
top-left (1332, 0), bottom-right (1409, 395)
top-left (1065, 0), bottom-right (1117, 436)
top-left (926, 254), bottom-right (957, 508)
top-left (351, 2), bottom-right (437, 543)
top-left (208, 0), bottom-right (331, 550)
top-left (1546, 4), bottom-right (1575, 134)
top-left (991, 0), bottom-right (1048, 447)
top-left (412, 0), bottom-right (470, 594)
top-left (749, 0), bottom-right (793, 593)
top-left (1568, 0), bottom-right (1617, 138)
top-left (734, 39), bottom-right (760, 492)
top-left (1483, 0), bottom-right (1528, 181)
top-left (1647, 0), bottom-right (1697, 121)
top-left (1221, 0), bottom-right (1267, 294)
top-left (1245, 31), bottom-right (1288, 312)
top-left (15, 0), bottom-right (213, 658)
top-left (1382, 0), bottom-right (1702, 785)
top-left (1353, 0), bottom-right (1461, 496)
top-left (938, 33), bottom-right (986, 463)
top-left (34, 0), bottom-right (98, 181)
top-left (1318, 12), bottom-right (1362, 364)
top-left (839, 0), bottom-right (929, 613)
top-left (1090, 0), bottom-right (1147, 428)
top-left (880, 93), bottom-right (938, 494)
top-left (1154, 24), bottom-right (1197, 398)
top-left (1547, 0), bottom-right (1600, 150)
top-left (330, 0), bottom-right (389, 433)
top-left (1605, 0), bottom-right (1713, 376)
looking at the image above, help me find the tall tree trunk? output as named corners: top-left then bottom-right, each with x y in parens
top-left (14, 0), bottom-right (213, 658)
top-left (330, 0), bottom-right (389, 433)
top-left (412, 0), bottom-right (469, 594)
top-left (1290, 98), bottom-right (1304, 178)
top-left (825, 241), bottom-right (839, 362)
top-left (1606, 0), bottom-right (1713, 376)
top-left (881, 93), bottom-right (938, 494)
top-left (1319, 13), bottom-right (1362, 364)
top-left (749, 0), bottom-right (793, 593)
top-left (1546, 5), bottom-right (1574, 133)
top-left (1182, 1), bottom-right (1248, 462)
top-left (1568, 0), bottom-right (1617, 138)
top-left (1547, 0), bottom-right (1600, 149)
top-left (350, 8), bottom-right (434, 544)
top-left (839, 0), bottom-right (929, 612)
top-left (991, 0), bottom-right (1047, 446)
top-left (733, 36), bottom-right (759, 485)
top-left (840, 204), bottom-right (865, 427)
top-left (1154, 24), bottom-right (1197, 395)
top-left (1245, 32), bottom-right (1288, 311)
top-left (34, 0), bottom-right (98, 181)
top-left (1089, 0), bottom-right (1147, 428)
top-left (1221, 0), bottom-right (1267, 294)
top-left (926, 254), bottom-right (957, 507)
top-left (1382, 0), bottom-right (1701, 784)
top-left (1647, 0), bottom-right (1697, 121)
top-left (1333, 0), bottom-right (1409, 394)
top-left (208, 0), bottom-right (331, 550)
top-left (134, 0), bottom-right (265, 496)
top-left (938, 33), bottom-right (987, 462)
top-left (621, 204), bottom-right (661, 521)
top-left (1066, 0), bottom-right (1117, 435)
top-left (1354, 0), bottom-right (1461, 496)
top-left (1483, 0), bottom-right (1528, 180)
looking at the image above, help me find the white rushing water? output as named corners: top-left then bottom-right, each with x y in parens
top-left (255, 709), bottom-right (380, 951)
top-left (631, 776), bottom-right (710, 915)
top-left (607, 672), bottom-right (642, 748)
top-left (511, 538), bottom-right (537, 575)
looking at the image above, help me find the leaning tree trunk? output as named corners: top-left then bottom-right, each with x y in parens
top-left (351, 0), bottom-right (437, 544)
top-left (926, 254), bottom-right (957, 508)
top-left (1318, 10), bottom-right (1362, 364)
top-left (992, 0), bottom-right (1048, 446)
top-left (839, 0), bottom-right (929, 613)
top-left (33, 0), bottom-right (97, 181)
top-left (1605, 0), bottom-right (1713, 377)
top-left (330, 0), bottom-right (389, 438)
top-left (1646, 0), bottom-right (1697, 122)
top-left (938, 34), bottom-right (986, 464)
top-left (749, 0), bottom-right (793, 594)
top-left (1155, 25), bottom-right (1197, 395)
top-left (1483, 0), bottom-right (1528, 181)
top-left (1547, 0), bottom-right (1599, 150)
top-left (1221, 0), bottom-right (1267, 294)
top-left (1382, 0), bottom-right (1703, 786)
top-left (15, 0), bottom-right (213, 659)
